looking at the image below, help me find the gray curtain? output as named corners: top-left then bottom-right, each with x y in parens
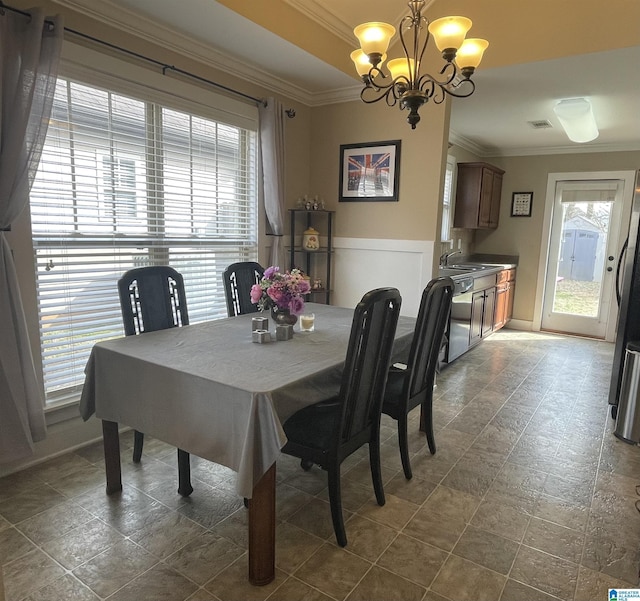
top-left (259, 97), bottom-right (286, 268)
top-left (0, 9), bottom-right (63, 463)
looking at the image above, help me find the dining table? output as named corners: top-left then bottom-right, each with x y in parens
top-left (79, 302), bottom-right (416, 585)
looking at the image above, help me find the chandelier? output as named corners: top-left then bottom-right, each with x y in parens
top-left (351, 0), bottom-right (488, 129)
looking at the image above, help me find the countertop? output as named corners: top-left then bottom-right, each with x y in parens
top-left (438, 254), bottom-right (518, 281)
top-left (438, 259), bottom-right (517, 296)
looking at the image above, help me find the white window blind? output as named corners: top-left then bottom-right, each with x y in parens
top-left (441, 156), bottom-right (456, 242)
top-left (31, 78), bottom-right (258, 405)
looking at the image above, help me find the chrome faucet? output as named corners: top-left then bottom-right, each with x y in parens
top-left (439, 250), bottom-right (462, 268)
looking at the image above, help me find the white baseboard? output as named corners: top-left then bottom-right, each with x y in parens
top-left (504, 319), bottom-right (534, 331)
top-left (0, 416), bottom-right (105, 478)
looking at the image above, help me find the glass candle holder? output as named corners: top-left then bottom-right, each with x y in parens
top-left (300, 313), bottom-right (315, 332)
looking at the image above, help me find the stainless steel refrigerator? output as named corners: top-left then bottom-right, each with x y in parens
top-left (608, 170), bottom-right (640, 417)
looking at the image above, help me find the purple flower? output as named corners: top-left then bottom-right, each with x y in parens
top-left (263, 266), bottom-right (279, 279)
top-left (298, 279), bottom-right (311, 294)
top-left (289, 296), bottom-right (305, 315)
top-left (251, 265), bottom-right (308, 314)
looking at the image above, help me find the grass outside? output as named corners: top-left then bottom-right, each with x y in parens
top-left (553, 278), bottom-right (601, 316)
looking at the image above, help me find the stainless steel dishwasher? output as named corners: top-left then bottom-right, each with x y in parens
top-left (447, 276), bottom-right (475, 362)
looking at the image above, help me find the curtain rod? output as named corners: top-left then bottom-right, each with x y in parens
top-left (0, 1), bottom-right (297, 113)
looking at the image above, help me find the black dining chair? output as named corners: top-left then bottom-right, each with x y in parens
top-left (118, 265), bottom-right (193, 496)
top-left (281, 287), bottom-right (402, 547)
top-left (382, 276), bottom-right (454, 480)
top-left (223, 261), bottom-right (265, 317)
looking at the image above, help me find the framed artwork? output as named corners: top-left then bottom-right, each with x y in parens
top-left (339, 140), bottom-right (401, 202)
top-left (511, 192), bottom-right (533, 217)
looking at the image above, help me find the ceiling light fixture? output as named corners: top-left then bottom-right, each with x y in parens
top-left (351, 0), bottom-right (488, 129)
top-left (552, 98), bottom-right (599, 143)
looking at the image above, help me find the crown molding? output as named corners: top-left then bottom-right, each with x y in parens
top-left (490, 140), bottom-right (640, 157)
top-left (448, 131), bottom-right (490, 157)
top-left (51, 0), bottom-right (324, 106)
top-left (283, 0), bottom-right (431, 48)
top-left (283, 0), bottom-right (355, 46)
top-left (449, 129), bottom-right (640, 158)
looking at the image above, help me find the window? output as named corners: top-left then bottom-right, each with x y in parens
top-left (31, 78), bottom-right (258, 405)
top-left (441, 155), bottom-right (456, 242)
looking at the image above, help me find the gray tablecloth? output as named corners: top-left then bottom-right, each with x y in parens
top-left (80, 303), bottom-right (415, 498)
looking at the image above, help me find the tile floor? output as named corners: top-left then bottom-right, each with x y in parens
top-left (1, 330), bottom-right (640, 601)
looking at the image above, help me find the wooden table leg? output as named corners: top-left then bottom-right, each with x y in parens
top-left (248, 463), bottom-right (276, 586)
top-left (102, 420), bottom-right (122, 495)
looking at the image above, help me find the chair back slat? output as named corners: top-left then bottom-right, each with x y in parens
top-left (118, 266), bottom-right (189, 336)
top-left (338, 288), bottom-right (402, 444)
top-left (406, 277), bottom-right (454, 400)
top-left (223, 262), bottom-right (264, 317)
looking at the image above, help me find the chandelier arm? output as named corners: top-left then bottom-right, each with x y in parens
top-left (443, 79), bottom-right (476, 98)
top-left (397, 11), bottom-right (431, 86)
top-left (360, 86), bottom-right (399, 107)
top-left (417, 77), bottom-right (436, 100)
top-left (367, 66), bottom-right (402, 94)
top-left (415, 64), bottom-right (460, 92)
top-left (416, 75), bottom-right (476, 101)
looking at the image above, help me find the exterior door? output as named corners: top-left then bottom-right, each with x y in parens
top-left (541, 179), bottom-right (625, 337)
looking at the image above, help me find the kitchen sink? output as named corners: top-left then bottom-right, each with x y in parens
top-left (447, 263), bottom-right (491, 271)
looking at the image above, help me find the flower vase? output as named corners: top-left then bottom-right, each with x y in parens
top-left (271, 306), bottom-right (298, 327)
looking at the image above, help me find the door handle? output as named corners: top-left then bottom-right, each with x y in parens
top-left (616, 238), bottom-right (628, 306)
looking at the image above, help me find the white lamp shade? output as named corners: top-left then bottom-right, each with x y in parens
top-left (553, 98), bottom-right (599, 143)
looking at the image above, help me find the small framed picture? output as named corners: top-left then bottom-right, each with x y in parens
top-left (511, 192), bottom-right (533, 217)
top-left (339, 140), bottom-right (401, 202)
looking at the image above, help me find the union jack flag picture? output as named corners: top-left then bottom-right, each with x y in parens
top-left (339, 140), bottom-right (401, 202)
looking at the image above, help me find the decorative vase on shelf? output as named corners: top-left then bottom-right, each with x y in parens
top-left (271, 306), bottom-right (298, 327)
top-left (302, 227), bottom-right (320, 251)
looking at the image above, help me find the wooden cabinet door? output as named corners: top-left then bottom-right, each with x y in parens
top-left (482, 286), bottom-right (496, 337)
top-left (478, 168), bottom-right (494, 228)
top-left (470, 290), bottom-right (485, 346)
top-left (453, 162), bottom-right (505, 229)
top-left (494, 285), bottom-right (508, 330)
top-left (489, 172), bottom-right (503, 228)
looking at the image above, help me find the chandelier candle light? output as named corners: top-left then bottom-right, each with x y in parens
top-left (351, 0), bottom-right (488, 129)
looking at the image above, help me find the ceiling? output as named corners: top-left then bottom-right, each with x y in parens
top-left (61, 0), bottom-right (640, 157)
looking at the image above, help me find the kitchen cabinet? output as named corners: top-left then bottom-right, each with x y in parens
top-left (453, 162), bottom-right (505, 229)
top-left (289, 209), bottom-right (334, 304)
top-left (494, 268), bottom-right (516, 330)
top-left (470, 286), bottom-right (496, 346)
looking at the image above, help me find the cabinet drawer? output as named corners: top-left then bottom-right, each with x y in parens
top-left (496, 268), bottom-right (516, 285)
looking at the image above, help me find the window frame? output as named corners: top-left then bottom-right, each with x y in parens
top-left (28, 44), bottom-right (261, 410)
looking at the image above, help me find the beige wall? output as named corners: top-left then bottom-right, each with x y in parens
top-left (310, 99), bottom-right (448, 244)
